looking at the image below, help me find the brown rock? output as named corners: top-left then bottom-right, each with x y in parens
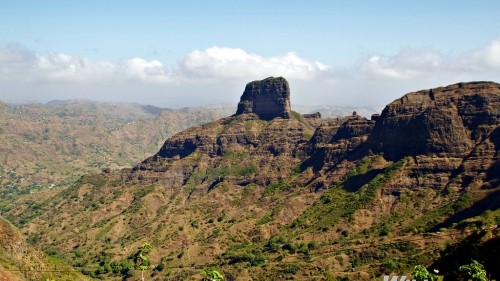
top-left (367, 81), bottom-right (500, 161)
top-left (236, 77), bottom-right (291, 120)
top-left (303, 116), bottom-right (375, 173)
top-left (303, 112), bottom-right (322, 119)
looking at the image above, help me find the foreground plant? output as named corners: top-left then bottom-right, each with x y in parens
top-left (202, 269), bottom-right (224, 281)
top-left (134, 242), bottom-right (153, 281)
top-left (459, 260), bottom-right (488, 281)
top-left (412, 265), bottom-right (438, 281)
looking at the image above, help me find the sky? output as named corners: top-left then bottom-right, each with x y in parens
top-left (0, 0), bottom-right (499, 108)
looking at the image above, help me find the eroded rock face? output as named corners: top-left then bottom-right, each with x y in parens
top-left (236, 77), bottom-right (291, 120)
top-left (134, 111), bottom-right (316, 196)
top-left (304, 116), bottom-right (375, 173)
top-left (362, 81), bottom-right (500, 190)
top-left (136, 80), bottom-right (499, 193)
top-left (367, 82), bottom-right (500, 161)
top-left (298, 81), bottom-right (500, 191)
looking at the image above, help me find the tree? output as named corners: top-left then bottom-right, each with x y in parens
top-left (202, 269), bottom-right (224, 281)
top-left (459, 260), bottom-right (488, 281)
top-left (412, 265), bottom-right (438, 281)
top-left (134, 242), bottom-right (153, 281)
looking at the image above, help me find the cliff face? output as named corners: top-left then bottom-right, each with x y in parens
top-left (303, 115), bottom-right (375, 175)
top-left (367, 82), bottom-right (500, 160)
top-left (135, 114), bottom-right (314, 192)
top-left (140, 80), bottom-right (500, 192)
top-left (236, 77), bottom-right (291, 120)
top-left (362, 82), bottom-right (500, 190)
top-left (131, 78), bottom-right (319, 201)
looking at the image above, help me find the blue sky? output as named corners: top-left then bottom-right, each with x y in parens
top-left (1, 1), bottom-right (499, 107)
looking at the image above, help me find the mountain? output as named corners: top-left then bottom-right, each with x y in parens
top-left (0, 100), bottom-right (233, 210)
top-left (2, 78), bottom-right (499, 280)
top-left (0, 98), bottom-right (377, 196)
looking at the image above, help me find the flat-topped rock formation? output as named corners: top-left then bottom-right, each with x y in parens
top-left (135, 77), bottom-right (315, 192)
top-left (236, 77), bottom-right (291, 120)
top-left (367, 81), bottom-right (500, 161)
top-left (137, 79), bottom-right (500, 192)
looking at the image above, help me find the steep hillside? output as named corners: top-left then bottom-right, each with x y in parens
top-left (0, 217), bottom-right (91, 281)
top-left (4, 79), bottom-right (499, 280)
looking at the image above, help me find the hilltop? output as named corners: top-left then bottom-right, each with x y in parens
top-left (1, 78), bottom-right (499, 280)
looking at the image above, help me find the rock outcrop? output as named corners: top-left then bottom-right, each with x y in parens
top-left (304, 115), bottom-right (375, 174)
top-left (137, 80), bottom-right (499, 193)
top-left (362, 81), bottom-right (500, 190)
top-left (297, 81), bottom-right (500, 191)
top-left (135, 77), bottom-right (315, 192)
top-left (236, 77), bottom-right (291, 120)
top-left (303, 112), bottom-right (322, 119)
top-left (366, 82), bottom-right (500, 160)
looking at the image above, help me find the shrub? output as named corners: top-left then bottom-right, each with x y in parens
top-left (412, 265), bottom-right (437, 281)
top-left (281, 263), bottom-right (300, 275)
top-left (459, 260), bottom-right (488, 281)
top-left (307, 240), bottom-right (319, 250)
top-left (263, 181), bottom-right (291, 196)
top-left (202, 269), bottom-right (224, 281)
top-left (380, 224), bottom-right (391, 236)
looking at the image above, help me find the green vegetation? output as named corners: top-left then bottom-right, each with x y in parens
top-left (280, 263), bottom-right (300, 275)
top-left (221, 243), bottom-right (268, 266)
top-left (184, 163), bottom-right (259, 193)
top-left (2, 96), bottom-right (499, 280)
top-left (291, 111), bottom-right (307, 125)
top-left (412, 265), bottom-right (438, 281)
top-left (134, 242), bottom-right (153, 280)
top-left (408, 192), bottom-right (496, 233)
top-left (459, 260), bottom-right (488, 281)
top-left (257, 207), bottom-right (281, 225)
top-left (263, 181), bottom-right (291, 196)
top-left (202, 269), bottom-right (224, 281)
top-left (0, 101), bottom-right (230, 212)
top-left (292, 157), bottom-right (407, 231)
top-left (263, 236), bottom-right (312, 255)
top-left (80, 173), bottom-right (108, 188)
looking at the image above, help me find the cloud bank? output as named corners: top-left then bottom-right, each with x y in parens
top-left (179, 47), bottom-right (330, 80)
top-left (1, 39), bottom-right (499, 107)
top-left (360, 39), bottom-right (500, 80)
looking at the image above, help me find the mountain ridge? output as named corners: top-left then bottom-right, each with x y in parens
top-left (2, 79), bottom-right (499, 280)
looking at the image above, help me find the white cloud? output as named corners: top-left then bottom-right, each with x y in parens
top-left (0, 45), bottom-right (330, 85)
top-left (0, 45), bottom-right (37, 75)
top-left (360, 49), bottom-right (446, 79)
top-left (124, 58), bottom-right (171, 83)
top-left (0, 39), bottom-right (499, 107)
top-left (178, 47), bottom-right (331, 80)
top-left (0, 45), bottom-right (172, 84)
top-left (359, 38), bottom-right (500, 81)
top-left (472, 38), bottom-right (500, 69)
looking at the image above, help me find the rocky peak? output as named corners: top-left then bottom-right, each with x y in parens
top-left (366, 81), bottom-right (500, 161)
top-left (236, 77), bottom-right (291, 120)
